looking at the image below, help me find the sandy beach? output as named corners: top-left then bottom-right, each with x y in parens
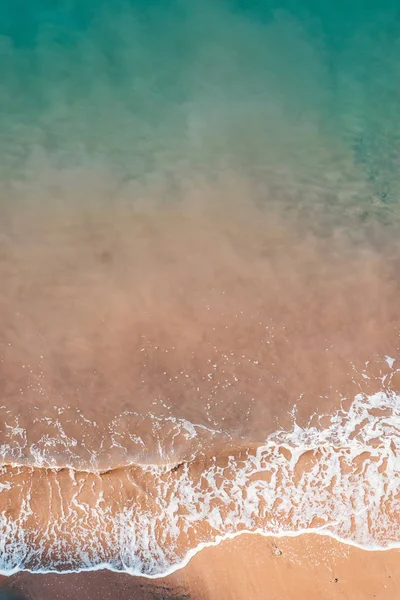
top-left (1, 533), bottom-right (398, 599)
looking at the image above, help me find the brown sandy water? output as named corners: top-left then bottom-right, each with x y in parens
top-left (0, 173), bottom-right (398, 469)
top-left (0, 171), bottom-right (399, 574)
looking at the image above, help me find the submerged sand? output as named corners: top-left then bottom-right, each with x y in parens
top-left (0, 176), bottom-right (399, 575)
top-left (2, 533), bottom-right (399, 599)
top-left (1, 175), bottom-right (399, 471)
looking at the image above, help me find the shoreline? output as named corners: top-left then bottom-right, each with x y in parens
top-left (1, 527), bottom-right (400, 580)
top-left (0, 385), bottom-right (399, 576)
top-left (2, 533), bottom-right (399, 599)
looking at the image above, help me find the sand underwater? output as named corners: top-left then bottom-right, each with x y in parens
top-left (0, 0), bottom-right (399, 598)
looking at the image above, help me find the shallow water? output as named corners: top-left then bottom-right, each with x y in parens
top-left (0, 0), bottom-right (399, 575)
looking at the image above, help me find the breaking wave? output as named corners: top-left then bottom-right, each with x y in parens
top-left (0, 355), bottom-right (398, 576)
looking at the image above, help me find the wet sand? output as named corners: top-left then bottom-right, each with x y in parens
top-left (1, 533), bottom-right (399, 600)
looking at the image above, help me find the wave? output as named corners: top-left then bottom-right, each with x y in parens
top-left (0, 356), bottom-right (398, 576)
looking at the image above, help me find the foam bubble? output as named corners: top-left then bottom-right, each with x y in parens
top-left (0, 357), bottom-right (398, 576)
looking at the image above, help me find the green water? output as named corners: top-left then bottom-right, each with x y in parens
top-left (1, 1), bottom-right (400, 219)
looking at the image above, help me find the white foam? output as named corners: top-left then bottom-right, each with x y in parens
top-left (0, 358), bottom-right (399, 576)
top-left (386, 356), bottom-right (395, 369)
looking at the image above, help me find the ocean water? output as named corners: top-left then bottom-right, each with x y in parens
top-left (0, 0), bottom-right (399, 576)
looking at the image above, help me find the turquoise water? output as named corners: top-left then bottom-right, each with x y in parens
top-left (1, 0), bottom-right (400, 217)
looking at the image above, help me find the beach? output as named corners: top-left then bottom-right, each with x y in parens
top-left (0, 0), bottom-right (400, 596)
top-left (2, 534), bottom-right (399, 599)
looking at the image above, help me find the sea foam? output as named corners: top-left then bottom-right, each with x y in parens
top-left (0, 357), bottom-right (398, 576)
